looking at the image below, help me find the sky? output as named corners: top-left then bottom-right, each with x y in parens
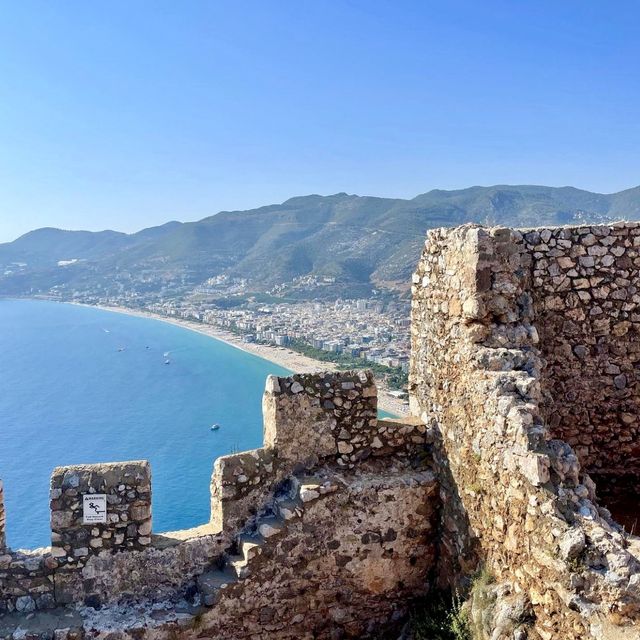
top-left (0, 1), bottom-right (639, 242)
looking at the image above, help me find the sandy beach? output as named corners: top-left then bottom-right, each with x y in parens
top-left (85, 304), bottom-right (409, 417)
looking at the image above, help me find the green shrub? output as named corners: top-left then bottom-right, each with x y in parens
top-left (410, 591), bottom-right (471, 640)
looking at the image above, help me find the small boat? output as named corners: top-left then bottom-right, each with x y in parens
top-left (163, 351), bottom-right (170, 357)
top-left (210, 423), bottom-right (220, 431)
top-left (118, 347), bottom-right (126, 352)
top-left (164, 359), bottom-right (171, 365)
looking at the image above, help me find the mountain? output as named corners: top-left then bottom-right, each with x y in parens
top-left (1, 185), bottom-right (638, 300)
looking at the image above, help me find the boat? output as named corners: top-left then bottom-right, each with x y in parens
top-left (164, 359), bottom-right (171, 365)
top-left (210, 423), bottom-right (220, 431)
top-left (118, 347), bottom-right (125, 352)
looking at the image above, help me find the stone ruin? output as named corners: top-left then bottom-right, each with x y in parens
top-left (0, 371), bottom-right (436, 639)
top-left (0, 222), bottom-right (639, 639)
top-left (410, 222), bottom-right (640, 639)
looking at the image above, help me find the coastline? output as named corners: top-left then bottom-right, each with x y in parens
top-left (77, 303), bottom-right (408, 417)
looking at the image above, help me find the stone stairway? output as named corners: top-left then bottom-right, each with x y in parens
top-left (196, 474), bottom-right (338, 607)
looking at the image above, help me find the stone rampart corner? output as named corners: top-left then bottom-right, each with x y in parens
top-left (410, 222), bottom-right (640, 640)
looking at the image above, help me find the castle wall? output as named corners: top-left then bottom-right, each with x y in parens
top-left (519, 224), bottom-right (640, 475)
top-left (0, 370), bottom-right (435, 635)
top-left (0, 548), bottom-right (54, 614)
top-left (187, 467), bottom-right (439, 640)
top-left (410, 225), bottom-right (640, 640)
top-left (262, 371), bottom-right (378, 468)
top-left (2, 466), bottom-right (438, 640)
top-left (50, 461), bottom-right (152, 564)
top-left (211, 371), bottom-right (428, 535)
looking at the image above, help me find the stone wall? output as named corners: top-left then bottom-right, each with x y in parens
top-left (184, 465), bottom-right (440, 640)
top-left (0, 549), bottom-right (54, 614)
top-left (410, 224), bottom-right (640, 640)
top-left (211, 370), bottom-right (429, 536)
top-left (50, 461), bottom-right (152, 566)
top-left (210, 370), bottom-right (379, 536)
top-left (262, 370), bottom-right (379, 469)
top-left (210, 447), bottom-right (280, 534)
top-left (520, 224), bottom-right (640, 474)
top-left (0, 370), bottom-right (436, 636)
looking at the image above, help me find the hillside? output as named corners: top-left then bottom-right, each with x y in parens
top-left (1, 185), bottom-right (638, 299)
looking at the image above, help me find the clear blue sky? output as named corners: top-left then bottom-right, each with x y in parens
top-left (1, 0), bottom-right (639, 242)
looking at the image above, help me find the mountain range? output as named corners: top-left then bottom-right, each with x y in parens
top-left (2, 184), bottom-right (640, 300)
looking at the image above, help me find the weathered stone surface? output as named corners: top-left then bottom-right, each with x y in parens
top-left (262, 370), bottom-right (380, 469)
top-left (210, 371), bottom-right (429, 536)
top-left (521, 223), bottom-right (640, 475)
top-left (409, 223), bottom-right (640, 640)
top-left (559, 528), bottom-right (586, 561)
top-left (0, 368), bottom-right (432, 629)
top-left (49, 460), bottom-right (152, 567)
top-left (3, 222), bottom-right (639, 639)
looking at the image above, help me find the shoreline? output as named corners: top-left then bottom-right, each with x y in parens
top-left (74, 303), bottom-right (408, 417)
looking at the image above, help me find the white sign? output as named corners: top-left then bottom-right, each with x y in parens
top-left (83, 494), bottom-right (107, 524)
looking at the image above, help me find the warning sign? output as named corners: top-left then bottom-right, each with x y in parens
top-left (82, 494), bottom-right (107, 524)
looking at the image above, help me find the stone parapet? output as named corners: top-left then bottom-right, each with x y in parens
top-left (0, 549), bottom-right (54, 614)
top-left (0, 463), bottom-right (440, 639)
top-left (262, 370), bottom-right (378, 469)
top-left (210, 447), bottom-right (280, 534)
top-left (50, 460), bottom-right (152, 567)
top-left (210, 371), bottom-right (429, 538)
top-left (1, 369), bottom-right (435, 621)
top-left (520, 223), bottom-right (640, 474)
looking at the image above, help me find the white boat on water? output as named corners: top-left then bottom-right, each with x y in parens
top-left (210, 423), bottom-right (220, 431)
top-left (164, 359), bottom-right (171, 365)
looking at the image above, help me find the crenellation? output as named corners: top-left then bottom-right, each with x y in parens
top-left (210, 447), bottom-right (280, 534)
top-left (262, 370), bottom-right (379, 469)
top-left (50, 460), bottom-right (152, 568)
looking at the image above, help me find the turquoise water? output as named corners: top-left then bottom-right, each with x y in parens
top-left (0, 299), bottom-right (291, 549)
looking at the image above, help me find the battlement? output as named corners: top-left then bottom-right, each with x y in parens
top-left (0, 370), bottom-right (431, 618)
top-left (50, 461), bottom-right (152, 565)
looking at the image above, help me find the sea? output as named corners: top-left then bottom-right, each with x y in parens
top-left (0, 299), bottom-right (293, 550)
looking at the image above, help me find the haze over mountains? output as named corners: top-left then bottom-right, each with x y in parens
top-left (2, 184), bottom-right (640, 300)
